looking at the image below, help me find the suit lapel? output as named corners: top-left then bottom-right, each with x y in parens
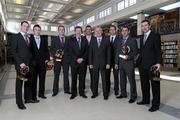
top-left (143, 32), bottom-right (152, 47)
top-left (19, 33), bottom-right (30, 47)
top-left (32, 36), bottom-right (39, 50)
top-left (57, 36), bottom-right (62, 48)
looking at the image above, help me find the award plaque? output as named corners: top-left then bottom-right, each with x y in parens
top-left (121, 45), bottom-right (130, 55)
top-left (55, 49), bottom-right (64, 62)
top-left (149, 66), bottom-right (161, 81)
top-left (17, 66), bottom-right (30, 81)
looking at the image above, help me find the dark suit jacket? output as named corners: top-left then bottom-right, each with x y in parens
top-left (11, 32), bottom-right (33, 72)
top-left (30, 35), bottom-right (50, 67)
top-left (89, 36), bottom-right (111, 69)
top-left (138, 31), bottom-right (162, 69)
top-left (50, 36), bottom-right (70, 63)
top-left (115, 36), bottom-right (138, 68)
top-left (84, 35), bottom-right (96, 65)
top-left (108, 35), bottom-right (120, 65)
top-left (69, 36), bottom-right (88, 66)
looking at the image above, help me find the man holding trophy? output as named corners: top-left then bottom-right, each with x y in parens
top-left (11, 21), bottom-right (33, 110)
top-left (115, 26), bottom-right (138, 103)
top-left (50, 25), bottom-right (71, 96)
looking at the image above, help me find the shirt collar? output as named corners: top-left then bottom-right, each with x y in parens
top-left (34, 35), bottom-right (40, 39)
top-left (20, 32), bottom-right (27, 36)
top-left (110, 35), bottom-right (116, 38)
top-left (123, 35), bottom-right (129, 40)
top-left (97, 36), bottom-right (102, 40)
top-left (144, 30), bottom-right (151, 36)
top-left (76, 36), bottom-right (81, 40)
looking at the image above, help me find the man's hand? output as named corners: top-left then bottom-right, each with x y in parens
top-left (154, 64), bottom-right (161, 71)
top-left (119, 54), bottom-right (128, 60)
top-left (106, 64), bottom-right (110, 69)
top-left (45, 60), bottom-right (49, 63)
top-left (77, 58), bottom-right (84, 64)
top-left (89, 65), bottom-right (93, 69)
top-left (20, 63), bottom-right (26, 68)
top-left (115, 64), bottom-right (118, 70)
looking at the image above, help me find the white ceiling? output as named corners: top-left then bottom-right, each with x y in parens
top-left (1, 0), bottom-right (109, 25)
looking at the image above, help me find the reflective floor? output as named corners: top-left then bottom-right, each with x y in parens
top-left (0, 65), bottom-right (180, 120)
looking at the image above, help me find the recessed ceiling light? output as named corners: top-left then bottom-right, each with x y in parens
top-left (129, 14), bottom-right (149, 19)
top-left (48, 3), bottom-right (54, 8)
top-left (83, 0), bottom-right (97, 5)
top-left (64, 15), bottom-right (73, 19)
top-left (15, 15), bottom-right (21, 19)
top-left (72, 8), bottom-right (83, 13)
top-left (42, 12), bottom-right (47, 16)
top-left (160, 2), bottom-right (180, 11)
top-left (15, 0), bottom-right (26, 4)
top-left (15, 8), bottom-right (23, 13)
top-left (58, 20), bottom-right (65, 24)
top-left (38, 18), bottom-right (45, 21)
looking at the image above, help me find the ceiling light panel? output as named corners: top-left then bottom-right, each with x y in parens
top-left (39, 2), bottom-right (64, 12)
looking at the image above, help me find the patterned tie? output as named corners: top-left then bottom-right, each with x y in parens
top-left (24, 33), bottom-right (29, 46)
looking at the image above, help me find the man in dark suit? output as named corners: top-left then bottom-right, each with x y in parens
top-left (50, 25), bottom-right (71, 96)
top-left (69, 26), bottom-right (88, 99)
top-left (84, 25), bottom-right (95, 93)
top-left (31, 24), bottom-right (50, 100)
top-left (11, 21), bottom-right (34, 110)
top-left (137, 20), bottom-right (162, 112)
top-left (89, 26), bottom-right (111, 100)
top-left (106, 25), bottom-right (120, 96)
top-left (115, 26), bottom-right (138, 103)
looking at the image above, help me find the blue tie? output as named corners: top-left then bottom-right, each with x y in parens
top-left (78, 38), bottom-right (81, 49)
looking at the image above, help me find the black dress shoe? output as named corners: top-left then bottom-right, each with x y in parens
top-left (33, 99), bottom-right (40, 103)
top-left (80, 94), bottom-right (88, 98)
top-left (149, 106), bottom-right (159, 112)
top-left (114, 91), bottom-right (119, 96)
top-left (52, 93), bottom-right (58, 97)
top-left (116, 95), bottom-right (127, 99)
top-left (91, 95), bottom-right (97, 99)
top-left (25, 100), bottom-right (35, 104)
top-left (70, 95), bottom-right (77, 100)
top-left (17, 104), bottom-right (26, 110)
top-left (64, 91), bottom-right (71, 94)
top-left (128, 99), bottom-right (135, 103)
top-left (39, 95), bottom-right (47, 99)
top-left (104, 96), bottom-right (108, 100)
top-left (137, 101), bottom-right (150, 105)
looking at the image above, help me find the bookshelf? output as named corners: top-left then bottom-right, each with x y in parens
top-left (161, 39), bottom-right (179, 71)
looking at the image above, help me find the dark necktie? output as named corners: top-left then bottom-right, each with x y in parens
top-left (78, 38), bottom-right (81, 49)
top-left (24, 34), bottom-right (29, 46)
top-left (61, 37), bottom-right (64, 47)
top-left (143, 34), bottom-right (147, 45)
top-left (122, 39), bottom-right (126, 46)
top-left (111, 37), bottom-right (114, 43)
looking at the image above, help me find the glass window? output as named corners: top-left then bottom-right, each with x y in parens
top-left (87, 16), bottom-right (95, 24)
top-left (77, 21), bottom-right (83, 26)
top-left (70, 26), bottom-right (74, 31)
top-left (129, 0), bottom-right (136, 6)
top-left (41, 25), bottom-right (48, 31)
top-left (117, 1), bottom-right (125, 11)
top-left (125, 0), bottom-right (129, 8)
top-left (51, 26), bottom-right (57, 31)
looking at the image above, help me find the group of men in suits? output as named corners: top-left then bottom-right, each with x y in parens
top-left (11, 20), bottom-right (162, 112)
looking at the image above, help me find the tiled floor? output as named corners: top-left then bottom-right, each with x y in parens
top-left (0, 65), bottom-right (180, 120)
